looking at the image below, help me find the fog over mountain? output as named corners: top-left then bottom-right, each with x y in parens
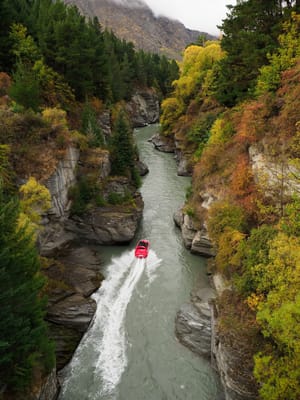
top-left (65, 0), bottom-right (215, 59)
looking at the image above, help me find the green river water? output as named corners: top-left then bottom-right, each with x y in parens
top-left (58, 124), bottom-right (223, 400)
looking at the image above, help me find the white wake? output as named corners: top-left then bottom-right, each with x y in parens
top-left (94, 256), bottom-right (145, 395)
top-left (59, 250), bottom-right (161, 399)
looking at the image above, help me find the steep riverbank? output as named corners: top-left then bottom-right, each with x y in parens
top-left (58, 124), bottom-right (223, 400)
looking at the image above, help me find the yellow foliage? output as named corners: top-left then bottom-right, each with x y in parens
top-left (174, 43), bottom-right (224, 101)
top-left (160, 97), bottom-right (184, 134)
top-left (19, 176), bottom-right (51, 226)
top-left (246, 293), bottom-right (264, 311)
top-left (215, 228), bottom-right (246, 275)
top-left (208, 116), bottom-right (234, 145)
top-left (42, 107), bottom-right (68, 130)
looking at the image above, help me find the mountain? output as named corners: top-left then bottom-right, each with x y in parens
top-left (64, 0), bottom-right (214, 59)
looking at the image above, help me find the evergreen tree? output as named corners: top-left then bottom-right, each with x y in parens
top-left (9, 61), bottom-right (41, 111)
top-left (215, 0), bottom-right (284, 106)
top-left (110, 110), bottom-right (135, 179)
top-left (0, 188), bottom-right (54, 392)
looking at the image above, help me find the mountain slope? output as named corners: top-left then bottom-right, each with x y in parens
top-left (65, 0), bottom-right (214, 59)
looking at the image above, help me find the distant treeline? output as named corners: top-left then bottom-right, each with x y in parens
top-left (0, 0), bottom-right (179, 105)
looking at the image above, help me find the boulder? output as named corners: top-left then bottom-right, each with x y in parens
top-left (177, 157), bottom-right (191, 176)
top-left (175, 288), bottom-right (216, 358)
top-left (191, 230), bottom-right (215, 257)
top-left (136, 159), bottom-right (149, 176)
top-left (47, 293), bottom-right (96, 332)
top-left (150, 133), bottom-right (176, 153)
top-left (66, 193), bottom-right (144, 245)
top-left (173, 207), bottom-right (184, 228)
top-left (181, 214), bottom-right (197, 249)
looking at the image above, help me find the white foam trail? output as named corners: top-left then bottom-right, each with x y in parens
top-left (145, 249), bottom-right (162, 284)
top-left (59, 250), bottom-right (161, 399)
top-left (95, 257), bottom-right (145, 395)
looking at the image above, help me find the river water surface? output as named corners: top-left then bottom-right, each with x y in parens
top-left (59, 124), bottom-right (223, 400)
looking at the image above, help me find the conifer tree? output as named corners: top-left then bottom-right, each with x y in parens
top-left (0, 188), bottom-right (54, 392)
top-left (110, 110), bottom-right (135, 179)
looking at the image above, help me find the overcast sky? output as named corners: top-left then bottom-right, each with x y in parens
top-left (143, 0), bottom-right (236, 35)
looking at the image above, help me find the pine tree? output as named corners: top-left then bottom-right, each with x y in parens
top-left (110, 110), bottom-right (135, 178)
top-left (0, 188), bottom-right (54, 392)
top-left (215, 0), bottom-right (284, 106)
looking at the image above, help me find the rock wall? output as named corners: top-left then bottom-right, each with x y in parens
top-left (45, 146), bottom-right (80, 218)
top-left (173, 207), bottom-right (215, 257)
top-left (126, 88), bottom-right (159, 127)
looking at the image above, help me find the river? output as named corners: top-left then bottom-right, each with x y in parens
top-left (58, 124), bottom-right (223, 400)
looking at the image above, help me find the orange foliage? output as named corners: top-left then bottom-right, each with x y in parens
top-left (229, 154), bottom-right (259, 220)
top-left (0, 72), bottom-right (11, 96)
top-left (90, 97), bottom-right (104, 113)
top-left (273, 61), bottom-right (300, 139)
top-left (236, 100), bottom-right (271, 145)
top-left (230, 154), bottom-right (253, 198)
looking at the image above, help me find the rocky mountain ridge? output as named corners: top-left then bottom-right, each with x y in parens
top-left (64, 0), bottom-right (214, 58)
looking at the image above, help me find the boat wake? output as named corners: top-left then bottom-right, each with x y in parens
top-left (59, 250), bottom-right (161, 400)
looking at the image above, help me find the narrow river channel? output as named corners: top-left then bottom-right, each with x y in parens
top-left (59, 124), bottom-right (223, 400)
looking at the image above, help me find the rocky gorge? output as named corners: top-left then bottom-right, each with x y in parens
top-left (34, 89), bottom-right (159, 399)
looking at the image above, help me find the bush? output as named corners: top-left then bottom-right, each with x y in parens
top-left (207, 200), bottom-right (247, 245)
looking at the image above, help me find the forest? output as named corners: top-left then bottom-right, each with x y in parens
top-left (160, 1), bottom-right (300, 399)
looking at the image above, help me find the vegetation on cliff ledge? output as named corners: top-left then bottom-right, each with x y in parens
top-left (161, 2), bottom-right (300, 399)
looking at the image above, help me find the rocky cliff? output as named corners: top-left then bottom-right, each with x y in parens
top-left (64, 0), bottom-right (214, 59)
top-left (34, 90), bottom-right (159, 398)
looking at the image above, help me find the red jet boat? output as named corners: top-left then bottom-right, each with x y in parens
top-left (134, 239), bottom-right (150, 258)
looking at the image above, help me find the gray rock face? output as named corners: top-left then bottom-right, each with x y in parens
top-left (45, 246), bottom-right (103, 370)
top-left (177, 157), bottom-right (191, 176)
top-left (45, 146), bottom-right (79, 218)
top-left (37, 368), bottom-right (59, 400)
top-left (126, 89), bottom-right (159, 127)
top-left (38, 222), bottom-right (76, 257)
top-left (47, 294), bottom-right (96, 332)
top-left (211, 305), bottom-right (258, 400)
top-left (67, 193), bottom-right (143, 245)
top-left (97, 110), bottom-right (112, 141)
top-left (175, 303), bottom-right (212, 358)
top-left (150, 133), bottom-right (176, 153)
top-left (175, 288), bottom-right (216, 358)
top-left (136, 159), bottom-right (149, 176)
top-left (174, 207), bottom-right (215, 258)
top-left (191, 230), bottom-right (215, 257)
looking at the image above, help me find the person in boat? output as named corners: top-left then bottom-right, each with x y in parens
top-left (139, 240), bottom-right (148, 248)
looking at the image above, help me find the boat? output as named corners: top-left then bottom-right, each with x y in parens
top-left (134, 239), bottom-right (150, 258)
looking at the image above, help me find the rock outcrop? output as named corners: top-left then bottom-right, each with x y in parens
top-left (126, 89), bottom-right (160, 127)
top-left (174, 207), bottom-right (215, 257)
top-left (175, 288), bottom-right (216, 358)
top-left (45, 246), bottom-right (104, 370)
top-left (44, 146), bottom-right (79, 218)
top-left (66, 189), bottom-right (143, 245)
top-left (150, 133), bottom-right (176, 153)
top-left (32, 368), bottom-right (59, 400)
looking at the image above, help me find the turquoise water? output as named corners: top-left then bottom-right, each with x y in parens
top-left (59, 124), bottom-right (222, 400)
